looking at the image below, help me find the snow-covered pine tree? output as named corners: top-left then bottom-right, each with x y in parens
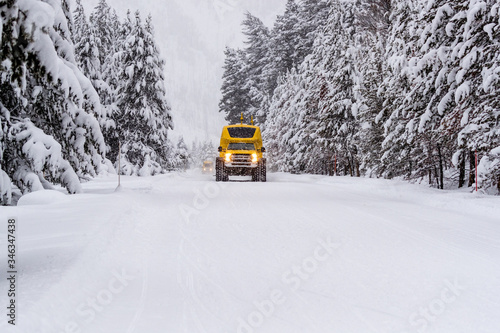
top-left (263, 0), bottom-right (301, 100)
top-left (266, 1), bottom-right (364, 176)
top-left (396, 0), bottom-right (500, 190)
top-left (295, 0), bottom-right (331, 61)
top-left (451, 0), bottom-right (500, 192)
top-left (241, 12), bottom-right (271, 126)
top-left (309, 1), bottom-right (363, 177)
top-left (264, 69), bottom-right (306, 173)
top-left (379, 0), bottom-right (422, 180)
top-left (188, 140), bottom-right (216, 168)
top-left (73, 0), bottom-right (114, 133)
top-left (477, 0), bottom-right (500, 193)
top-left (397, 0), bottom-right (462, 189)
top-left (172, 137), bottom-right (189, 171)
top-left (189, 140), bottom-right (201, 167)
top-left (87, 0), bottom-right (123, 161)
top-left (1, 0), bottom-right (106, 204)
top-left (355, 0), bottom-right (391, 177)
top-left (293, 70), bottom-right (331, 174)
top-left (222, 3), bottom-right (332, 132)
top-left (115, 11), bottom-right (172, 176)
top-left (89, 0), bottom-right (117, 67)
top-left (61, 0), bottom-right (74, 37)
top-left (219, 13), bottom-right (271, 126)
top-left (219, 47), bottom-right (251, 124)
top-left (201, 140), bottom-right (215, 162)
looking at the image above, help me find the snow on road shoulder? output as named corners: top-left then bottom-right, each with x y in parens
top-left (312, 173), bottom-right (500, 220)
top-left (0, 175), bottom-right (160, 333)
top-left (17, 189), bottom-right (68, 206)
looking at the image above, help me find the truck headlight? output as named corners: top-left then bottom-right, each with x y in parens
top-left (225, 153), bottom-right (232, 162)
top-left (252, 153), bottom-right (258, 163)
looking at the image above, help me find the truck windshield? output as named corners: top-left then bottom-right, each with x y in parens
top-left (227, 127), bottom-right (256, 138)
top-left (227, 143), bottom-right (255, 151)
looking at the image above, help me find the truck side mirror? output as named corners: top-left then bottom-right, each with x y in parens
top-left (218, 146), bottom-right (223, 152)
top-left (261, 147), bottom-right (266, 153)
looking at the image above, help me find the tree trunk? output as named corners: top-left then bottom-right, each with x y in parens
top-left (468, 150), bottom-right (475, 187)
top-left (334, 154), bottom-right (337, 176)
top-left (327, 157), bottom-right (333, 176)
top-left (407, 147), bottom-right (413, 178)
top-left (458, 151), bottom-right (466, 188)
top-left (437, 144), bottom-right (444, 189)
top-left (434, 166), bottom-right (440, 188)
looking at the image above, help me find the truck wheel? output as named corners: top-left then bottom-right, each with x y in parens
top-left (222, 164), bottom-right (229, 182)
top-left (252, 168), bottom-right (258, 182)
top-left (216, 158), bottom-right (222, 182)
top-left (260, 158), bottom-right (267, 182)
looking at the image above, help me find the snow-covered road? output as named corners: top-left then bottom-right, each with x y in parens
top-left (1, 171), bottom-right (500, 333)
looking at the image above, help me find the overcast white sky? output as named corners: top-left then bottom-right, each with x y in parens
top-left (79, 0), bottom-right (287, 145)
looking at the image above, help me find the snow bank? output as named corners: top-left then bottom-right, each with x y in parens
top-left (17, 189), bottom-right (67, 206)
top-left (478, 146), bottom-right (500, 194)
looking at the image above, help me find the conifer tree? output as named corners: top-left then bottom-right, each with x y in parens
top-left (90, 0), bottom-right (117, 67)
top-left (264, 0), bottom-right (301, 98)
top-left (241, 12), bottom-right (271, 125)
top-left (173, 137), bottom-right (189, 170)
top-left (454, 0), bottom-right (500, 192)
top-left (115, 11), bottom-right (172, 175)
top-left (73, 0), bottom-right (113, 133)
top-left (87, 0), bottom-right (122, 159)
top-left (295, 0), bottom-right (331, 61)
top-left (355, 0), bottom-right (392, 176)
top-left (378, 0), bottom-right (422, 179)
top-left (219, 47), bottom-right (251, 124)
top-left (305, 2), bottom-right (363, 176)
top-left (1, 0), bottom-right (106, 204)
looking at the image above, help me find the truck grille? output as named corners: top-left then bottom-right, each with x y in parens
top-left (230, 154), bottom-right (252, 167)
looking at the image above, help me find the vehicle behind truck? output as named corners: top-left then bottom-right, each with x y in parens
top-left (216, 118), bottom-right (266, 182)
top-left (202, 160), bottom-right (214, 174)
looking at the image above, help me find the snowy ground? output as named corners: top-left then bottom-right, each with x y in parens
top-left (1, 171), bottom-right (500, 333)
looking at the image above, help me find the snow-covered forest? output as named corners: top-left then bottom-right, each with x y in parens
top-left (220, 0), bottom-right (500, 194)
top-left (0, 0), bottom-right (191, 205)
top-left (2, 0), bottom-right (499, 206)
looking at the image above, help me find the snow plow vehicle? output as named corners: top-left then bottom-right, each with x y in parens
top-left (216, 116), bottom-right (266, 182)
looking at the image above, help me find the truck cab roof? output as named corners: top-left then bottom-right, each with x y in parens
top-left (221, 125), bottom-right (262, 148)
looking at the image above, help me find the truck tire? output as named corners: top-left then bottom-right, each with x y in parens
top-left (222, 163), bottom-right (229, 182)
top-left (216, 158), bottom-right (222, 182)
top-left (252, 168), bottom-right (258, 182)
top-left (260, 158), bottom-right (267, 182)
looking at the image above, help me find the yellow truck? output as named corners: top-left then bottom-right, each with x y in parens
top-left (216, 117), bottom-right (266, 182)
